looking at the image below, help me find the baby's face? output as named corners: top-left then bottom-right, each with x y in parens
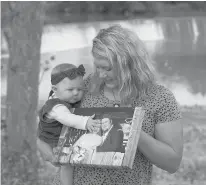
top-left (54, 76), bottom-right (84, 103)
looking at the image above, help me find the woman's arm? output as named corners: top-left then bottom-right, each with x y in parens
top-left (137, 86), bottom-right (183, 173)
top-left (138, 119), bottom-right (183, 174)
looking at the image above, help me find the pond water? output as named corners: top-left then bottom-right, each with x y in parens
top-left (1, 16), bottom-right (206, 107)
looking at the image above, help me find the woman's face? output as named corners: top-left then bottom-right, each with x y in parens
top-left (94, 58), bottom-right (118, 89)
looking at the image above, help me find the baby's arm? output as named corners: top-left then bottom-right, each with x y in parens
top-left (47, 104), bottom-right (88, 130)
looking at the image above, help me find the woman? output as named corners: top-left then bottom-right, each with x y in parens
top-left (37, 25), bottom-right (183, 185)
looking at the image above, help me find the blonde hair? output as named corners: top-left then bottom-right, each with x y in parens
top-left (91, 24), bottom-right (157, 104)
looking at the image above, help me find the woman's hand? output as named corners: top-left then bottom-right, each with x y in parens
top-left (138, 119), bottom-right (183, 174)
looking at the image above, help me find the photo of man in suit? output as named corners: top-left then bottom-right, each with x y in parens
top-left (96, 114), bottom-right (125, 153)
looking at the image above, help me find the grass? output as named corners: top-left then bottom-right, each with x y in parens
top-left (1, 106), bottom-right (206, 185)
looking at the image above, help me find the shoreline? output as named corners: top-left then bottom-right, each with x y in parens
top-left (44, 12), bottom-right (206, 25)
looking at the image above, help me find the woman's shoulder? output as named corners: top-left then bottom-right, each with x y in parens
top-left (139, 83), bottom-right (179, 111)
top-left (151, 85), bottom-right (182, 123)
top-left (148, 83), bottom-right (175, 101)
top-left (83, 73), bottom-right (93, 90)
top-left (147, 83), bottom-right (182, 123)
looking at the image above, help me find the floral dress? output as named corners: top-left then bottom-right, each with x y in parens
top-left (52, 75), bottom-right (182, 185)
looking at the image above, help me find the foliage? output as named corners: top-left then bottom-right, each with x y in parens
top-left (41, 2), bottom-right (206, 24)
top-left (45, 1), bottom-right (206, 15)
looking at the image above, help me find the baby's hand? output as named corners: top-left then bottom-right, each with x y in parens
top-left (86, 114), bottom-right (101, 133)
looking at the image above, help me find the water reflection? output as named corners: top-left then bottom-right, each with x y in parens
top-left (1, 17), bottom-right (206, 106)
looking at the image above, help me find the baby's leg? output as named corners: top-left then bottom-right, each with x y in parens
top-left (60, 164), bottom-right (73, 185)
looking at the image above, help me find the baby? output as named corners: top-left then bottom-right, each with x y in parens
top-left (37, 63), bottom-right (100, 185)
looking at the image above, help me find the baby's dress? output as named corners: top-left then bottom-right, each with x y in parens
top-left (38, 97), bottom-right (83, 147)
top-left (38, 98), bottom-right (73, 148)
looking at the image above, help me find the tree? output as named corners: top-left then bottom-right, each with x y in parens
top-left (1, 1), bottom-right (45, 184)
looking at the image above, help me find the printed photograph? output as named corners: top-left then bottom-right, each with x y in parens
top-left (54, 107), bottom-right (144, 168)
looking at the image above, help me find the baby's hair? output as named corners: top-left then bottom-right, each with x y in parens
top-left (51, 63), bottom-right (77, 76)
top-left (48, 63), bottom-right (80, 98)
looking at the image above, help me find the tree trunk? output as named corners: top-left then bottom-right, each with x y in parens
top-left (2, 1), bottom-right (44, 183)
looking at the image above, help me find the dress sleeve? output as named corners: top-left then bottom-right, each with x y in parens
top-left (155, 87), bottom-right (182, 124)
